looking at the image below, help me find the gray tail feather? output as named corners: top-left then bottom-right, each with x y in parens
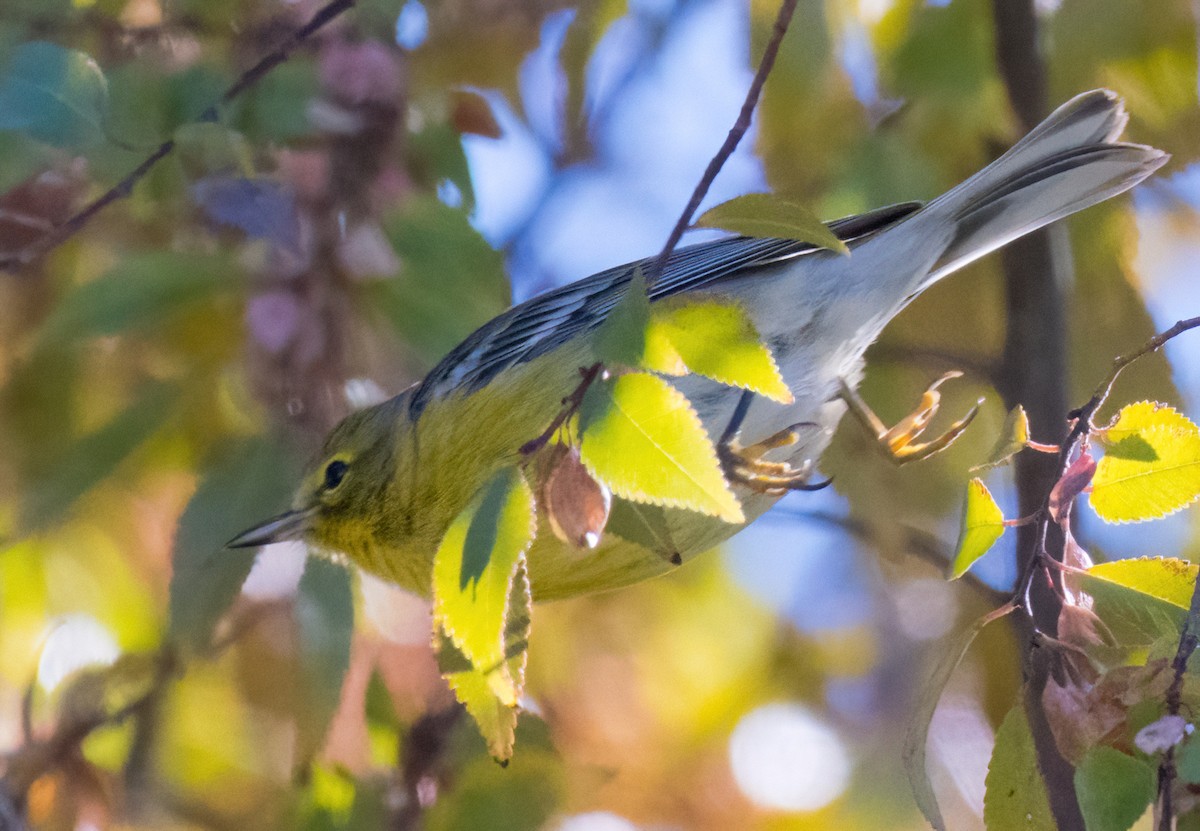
top-left (914, 89), bottom-right (1169, 287)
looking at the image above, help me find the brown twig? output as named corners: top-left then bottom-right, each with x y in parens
top-left (646, 0), bottom-right (798, 285)
top-left (519, 363), bottom-right (602, 456)
top-left (1159, 569), bottom-right (1200, 829)
top-left (0, 0), bottom-right (357, 273)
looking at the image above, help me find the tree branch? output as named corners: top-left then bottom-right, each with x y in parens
top-left (0, 0), bottom-right (357, 273)
top-left (647, 0), bottom-right (798, 284)
top-left (988, 0), bottom-right (1085, 825)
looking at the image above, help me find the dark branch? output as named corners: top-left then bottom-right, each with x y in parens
top-left (646, 0), bottom-right (798, 285)
top-left (0, 0), bottom-right (357, 273)
top-left (1158, 569), bottom-right (1200, 829)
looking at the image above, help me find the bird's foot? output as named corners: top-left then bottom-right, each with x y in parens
top-left (840, 371), bottom-right (983, 464)
top-left (717, 390), bottom-right (832, 495)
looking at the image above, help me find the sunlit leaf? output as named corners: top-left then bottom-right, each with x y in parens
top-left (579, 373), bottom-right (743, 523)
top-left (21, 382), bottom-right (179, 531)
top-left (1074, 747), bottom-right (1155, 831)
top-left (432, 467), bottom-right (534, 705)
top-left (295, 558), bottom-right (354, 759)
top-left (591, 269), bottom-right (685, 374)
top-left (983, 704), bottom-right (1055, 831)
top-left (168, 435), bottom-right (302, 654)
top-left (904, 602), bottom-right (1017, 831)
top-left (0, 42), bottom-right (108, 148)
top-left (949, 478), bottom-right (1005, 579)
top-left (972, 405), bottom-right (1031, 473)
top-left (1092, 402), bottom-right (1200, 523)
top-left (1078, 558), bottom-right (1196, 649)
top-left (435, 563), bottom-right (531, 762)
top-left (38, 251), bottom-right (240, 346)
top-left (695, 193), bottom-right (850, 255)
top-left (649, 298), bottom-right (793, 403)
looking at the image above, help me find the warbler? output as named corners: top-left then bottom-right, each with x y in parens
top-left (230, 90), bottom-right (1166, 601)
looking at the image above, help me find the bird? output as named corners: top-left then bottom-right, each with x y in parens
top-left (229, 89), bottom-right (1167, 602)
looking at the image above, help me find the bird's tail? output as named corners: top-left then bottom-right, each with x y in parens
top-left (912, 89), bottom-right (1168, 289)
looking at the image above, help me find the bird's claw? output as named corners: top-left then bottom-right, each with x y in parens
top-left (717, 393), bottom-right (832, 495)
top-left (841, 371), bottom-right (983, 465)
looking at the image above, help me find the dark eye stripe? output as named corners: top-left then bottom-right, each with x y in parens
top-left (324, 460), bottom-right (349, 490)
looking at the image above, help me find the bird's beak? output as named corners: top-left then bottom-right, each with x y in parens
top-left (226, 506), bottom-right (317, 549)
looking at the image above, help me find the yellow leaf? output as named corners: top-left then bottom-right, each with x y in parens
top-left (949, 478), bottom-right (1006, 579)
top-left (1092, 402), bottom-right (1200, 523)
top-left (649, 298), bottom-right (793, 403)
top-left (432, 468), bottom-right (534, 704)
top-left (580, 373), bottom-right (744, 523)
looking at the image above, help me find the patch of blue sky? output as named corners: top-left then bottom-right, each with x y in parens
top-left (520, 9), bottom-right (575, 154)
top-left (463, 0), bottom-right (766, 299)
top-left (460, 92), bottom-right (553, 248)
top-left (725, 488), bottom-right (874, 633)
top-left (395, 0), bottom-right (428, 50)
top-left (1133, 164), bottom-right (1200, 412)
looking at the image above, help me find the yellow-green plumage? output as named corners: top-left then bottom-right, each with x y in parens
top-left (304, 333), bottom-right (776, 600)
top-left (230, 91), bottom-right (1168, 604)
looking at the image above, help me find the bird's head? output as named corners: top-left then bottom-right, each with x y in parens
top-left (227, 399), bottom-right (401, 555)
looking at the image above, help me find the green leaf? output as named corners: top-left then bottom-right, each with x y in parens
top-left (648, 298), bottom-right (793, 403)
top-left (295, 558), bottom-right (354, 760)
top-left (1092, 402), bottom-right (1200, 523)
top-left (435, 562), bottom-right (532, 762)
top-left (695, 193), bottom-right (850, 255)
top-left (21, 382), bottom-right (178, 531)
top-left (374, 196), bottom-right (510, 367)
top-left (1079, 558), bottom-right (1196, 648)
top-left (605, 499), bottom-right (681, 564)
top-left (949, 478), bottom-right (1006, 579)
top-left (1074, 747), bottom-right (1155, 831)
top-left (972, 405), bottom-right (1031, 473)
top-left (0, 41), bottom-right (108, 148)
top-left (591, 269), bottom-right (685, 374)
top-left (174, 122), bottom-right (255, 178)
top-left (168, 435), bottom-right (302, 654)
top-left (904, 602), bottom-right (1016, 831)
top-left (432, 468), bottom-right (534, 705)
top-left (38, 252), bottom-right (240, 346)
top-left (424, 747), bottom-right (563, 831)
top-left (579, 373), bottom-right (743, 523)
top-left (984, 704), bottom-right (1055, 831)
top-left (1177, 735), bottom-right (1200, 784)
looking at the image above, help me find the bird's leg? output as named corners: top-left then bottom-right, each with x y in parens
top-left (839, 371), bottom-right (983, 464)
top-left (718, 390), bottom-right (832, 495)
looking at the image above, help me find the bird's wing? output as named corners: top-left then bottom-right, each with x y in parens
top-left (408, 201), bottom-right (922, 416)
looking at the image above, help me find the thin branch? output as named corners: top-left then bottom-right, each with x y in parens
top-left (1158, 567), bottom-right (1200, 830)
top-left (646, 0), bottom-right (798, 285)
top-left (1071, 316), bottom-right (1200, 430)
top-left (0, 0), bottom-right (357, 273)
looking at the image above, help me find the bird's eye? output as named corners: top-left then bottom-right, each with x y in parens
top-left (324, 459), bottom-right (349, 491)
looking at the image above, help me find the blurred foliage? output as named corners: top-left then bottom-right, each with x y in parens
top-left (0, 0), bottom-right (1196, 829)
